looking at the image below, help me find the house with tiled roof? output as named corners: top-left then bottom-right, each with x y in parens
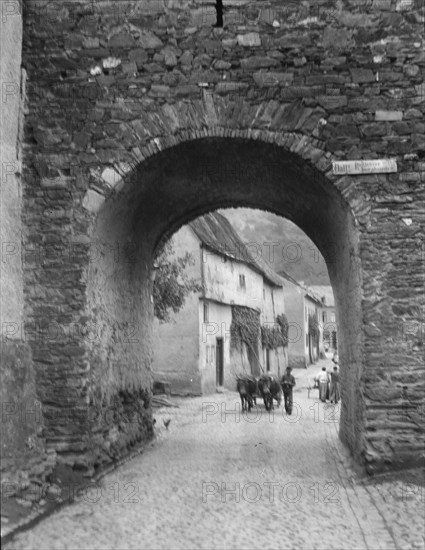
top-left (309, 285), bottom-right (338, 353)
top-left (278, 275), bottom-right (326, 368)
top-left (151, 212), bottom-right (289, 395)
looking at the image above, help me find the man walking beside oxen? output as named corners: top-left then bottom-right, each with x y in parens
top-left (280, 366), bottom-right (296, 415)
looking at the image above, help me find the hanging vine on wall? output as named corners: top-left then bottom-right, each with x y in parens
top-left (276, 314), bottom-right (289, 347)
top-left (308, 313), bottom-right (320, 344)
top-left (230, 306), bottom-right (261, 351)
top-left (261, 313), bottom-right (289, 349)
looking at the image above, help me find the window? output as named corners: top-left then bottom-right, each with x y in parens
top-left (239, 274), bottom-right (246, 289)
top-left (331, 313), bottom-right (336, 323)
top-left (322, 312), bottom-right (326, 323)
top-left (206, 345), bottom-right (215, 365)
top-left (203, 302), bottom-right (209, 323)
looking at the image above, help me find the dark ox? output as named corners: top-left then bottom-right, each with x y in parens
top-left (236, 376), bottom-right (258, 412)
top-left (258, 374), bottom-right (282, 411)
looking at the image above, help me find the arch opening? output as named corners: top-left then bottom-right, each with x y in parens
top-left (151, 206), bottom-right (340, 397)
top-left (84, 136), bottom-right (363, 471)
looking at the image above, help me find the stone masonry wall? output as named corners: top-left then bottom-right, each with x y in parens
top-left (0, 3), bottom-right (56, 498)
top-left (13, 0), bottom-right (425, 474)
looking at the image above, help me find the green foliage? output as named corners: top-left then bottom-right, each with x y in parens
top-left (153, 241), bottom-right (202, 323)
top-left (308, 313), bottom-right (320, 343)
top-left (261, 313), bottom-right (289, 349)
top-left (230, 306), bottom-right (261, 351)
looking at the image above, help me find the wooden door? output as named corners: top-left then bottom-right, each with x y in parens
top-left (216, 337), bottom-right (224, 386)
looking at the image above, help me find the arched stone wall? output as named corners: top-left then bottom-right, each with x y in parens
top-left (88, 132), bottom-right (364, 465)
top-left (18, 0), bottom-right (424, 475)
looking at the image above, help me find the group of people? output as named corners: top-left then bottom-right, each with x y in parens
top-left (257, 352), bottom-right (340, 417)
top-left (314, 353), bottom-right (341, 404)
top-left (277, 355), bottom-right (341, 415)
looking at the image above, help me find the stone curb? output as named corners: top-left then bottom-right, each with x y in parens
top-left (325, 419), bottom-right (399, 550)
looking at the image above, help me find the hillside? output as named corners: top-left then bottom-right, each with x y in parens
top-left (219, 208), bottom-right (331, 286)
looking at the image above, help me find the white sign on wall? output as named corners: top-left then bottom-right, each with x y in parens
top-left (332, 159), bottom-right (397, 175)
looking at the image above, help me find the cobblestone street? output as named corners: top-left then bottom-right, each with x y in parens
top-left (6, 365), bottom-right (424, 550)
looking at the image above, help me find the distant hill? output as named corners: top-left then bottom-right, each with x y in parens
top-left (219, 208), bottom-right (331, 286)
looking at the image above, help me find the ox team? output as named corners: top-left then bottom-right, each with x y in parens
top-left (237, 366), bottom-right (296, 414)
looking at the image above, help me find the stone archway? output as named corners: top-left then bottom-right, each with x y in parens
top-left (22, 95), bottom-right (424, 476)
top-left (2, 0), bottom-right (422, 495)
top-left (65, 131), bottom-right (364, 471)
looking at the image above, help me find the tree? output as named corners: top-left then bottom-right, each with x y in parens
top-left (153, 241), bottom-right (202, 323)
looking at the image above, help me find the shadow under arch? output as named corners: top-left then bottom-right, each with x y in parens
top-left (88, 135), bottom-right (365, 468)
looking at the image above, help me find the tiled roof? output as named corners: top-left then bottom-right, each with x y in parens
top-left (278, 273), bottom-right (326, 305)
top-left (189, 212), bottom-right (283, 287)
top-left (308, 285), bottom-right (335, 307)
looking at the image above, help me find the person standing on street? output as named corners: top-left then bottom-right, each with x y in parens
top-left (329, 366), bottom-right (341, 404)
top-left (316, 367), bottom-right (330, 403)
top-left (280, 366), bottom-right (296, 415)
top-left (326, 361), bottom-right (334, 400)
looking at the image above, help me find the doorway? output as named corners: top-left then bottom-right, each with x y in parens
top-left (216, 337), bottom-right (224, 386)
